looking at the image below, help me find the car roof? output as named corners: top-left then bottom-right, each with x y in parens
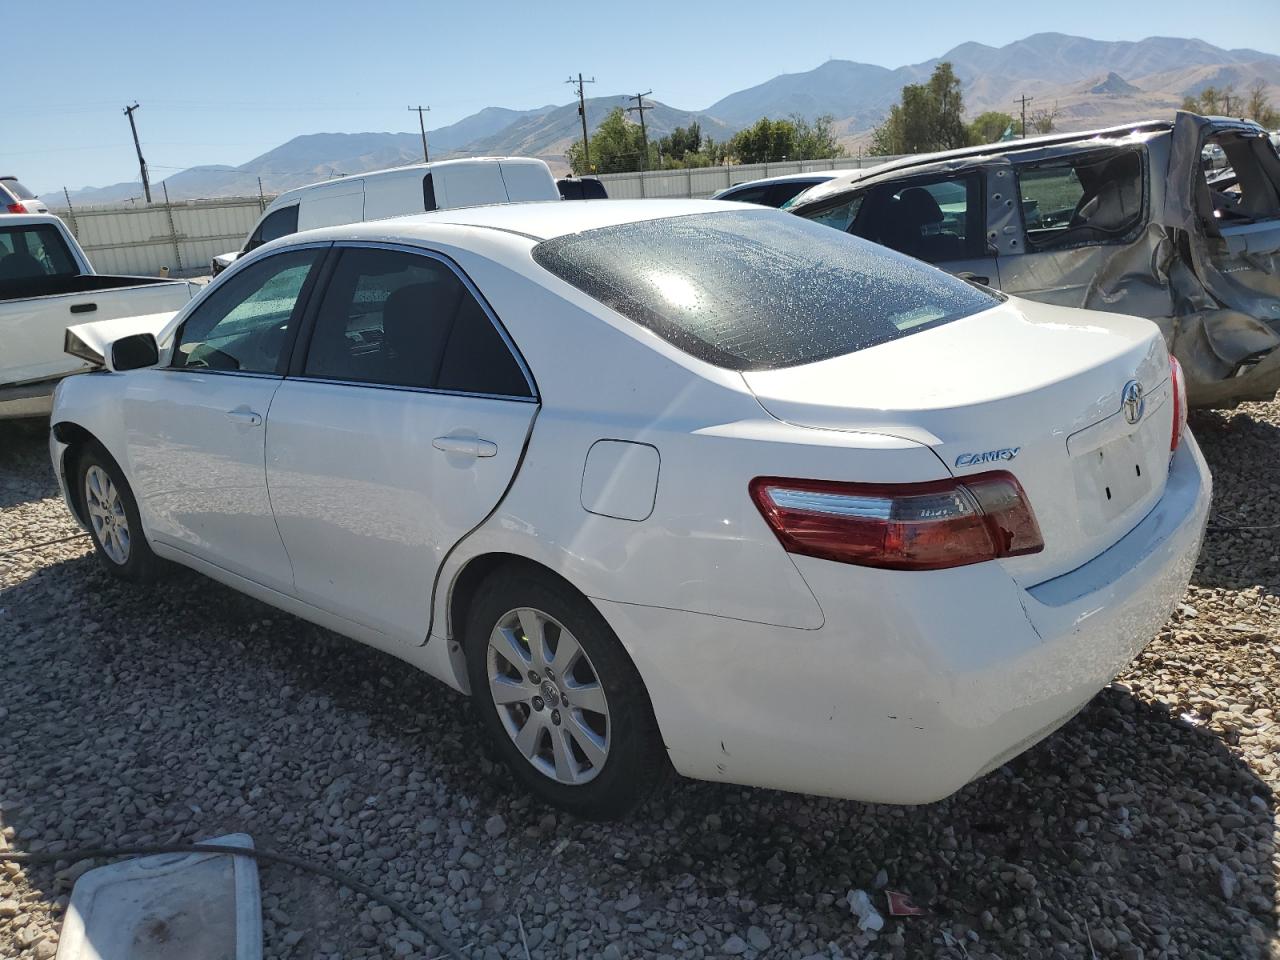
top-left (803, 119), bottom-right (1180, 198)
top-left (721, 171), bottom-right (840, 190)
top-left (0, 213), bottom-right (63, 226)
top-left (341, 198), bottom-right (753, 242)
top-left (272, 156), bottom-right (547, 204)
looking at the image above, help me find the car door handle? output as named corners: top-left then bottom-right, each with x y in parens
top-left (70, 302), bottom-right (97, 314)
top-left (433, 436), bottom-right (498, 458)
top-left (956, 272), bottom-right (990, 286)
top-left (225, 410), bottom-right (263, 426)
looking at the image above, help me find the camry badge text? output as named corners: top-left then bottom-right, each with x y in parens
top-left (955, 447), bottom-right (1021, 467)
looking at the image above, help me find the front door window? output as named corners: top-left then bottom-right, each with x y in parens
top-left (172, 248), bottom-right (321, 374)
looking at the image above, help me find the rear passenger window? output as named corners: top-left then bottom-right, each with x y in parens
top-left (423, 174), bottom-right (437, 212)
top-left (765, 182), bottom-right (815, 208)
top-left (722, 185), bottom-right (772, 206)
top-left (852, 176), bottom-right (981, 262)
top-left (303, 248), bottom-right (531, 397)
top-left (0, 224), bottom-right (78, 283)
top-left (437, 295), bottom-right (532, 397)
top-left (1017, 151), bottom-right (1143, 249)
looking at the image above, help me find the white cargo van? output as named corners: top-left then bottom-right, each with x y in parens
top-left (211, 156), bottom-right (559, 274)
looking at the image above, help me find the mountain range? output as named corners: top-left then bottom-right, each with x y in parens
top-left (56, 33), bottom-right (1280, 205)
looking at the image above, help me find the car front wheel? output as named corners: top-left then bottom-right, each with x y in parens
top-left (465, 565), bottom-right (667, 819)
top-left (74, 442), bottom-right (164, 582)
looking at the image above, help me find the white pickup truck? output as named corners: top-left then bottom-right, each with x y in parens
top-left (0, 214), bottom-right (199, 418)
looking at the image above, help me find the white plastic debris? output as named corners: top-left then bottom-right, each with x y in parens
top-left (56, 833), bottom-right (262, 960)
top-left (846, 889), bottom-right (885, 932)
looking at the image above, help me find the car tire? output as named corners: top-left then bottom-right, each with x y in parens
top-left (73, 441), bottom-right (164, 583)
top-left (464, 564), bottom-right (668, 820)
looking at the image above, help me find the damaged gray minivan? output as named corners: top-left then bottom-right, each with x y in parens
top-left (788, 112), bottom-right (1280, 408)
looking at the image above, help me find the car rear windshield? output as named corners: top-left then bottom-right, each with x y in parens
top-left (531, 209), bottom-right (998, 371)
top-left (1, 178), bottom-right (37, 200)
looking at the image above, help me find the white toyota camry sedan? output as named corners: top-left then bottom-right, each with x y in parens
top-left (49, 200), bottom-right (1210, 818)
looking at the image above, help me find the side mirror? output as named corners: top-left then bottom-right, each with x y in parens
top-left (109, 333), bottom-right (160, 372)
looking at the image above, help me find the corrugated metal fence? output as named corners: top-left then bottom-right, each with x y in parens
top-left (49, 155), bottom-right (901, 278)
top-left (54, 195), bottom-right (268, 279)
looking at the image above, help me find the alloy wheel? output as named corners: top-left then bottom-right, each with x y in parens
top-left (84, 464), bottom-right (131, 565)
top-left (486, 607), bottom-right (611, 785)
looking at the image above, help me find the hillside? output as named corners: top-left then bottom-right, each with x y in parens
top-left (55, 32), bottom-right (1280, 204)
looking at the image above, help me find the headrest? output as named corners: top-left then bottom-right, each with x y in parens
top-left (895, 187), bottom-right (945, 225)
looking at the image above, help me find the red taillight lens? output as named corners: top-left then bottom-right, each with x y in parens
top-left (6, 202), bottom-right (27, 213)
top-left (1169, 355), bottom-right (1187, 453)
top-left (749, 471), bottom-right (1044, 571)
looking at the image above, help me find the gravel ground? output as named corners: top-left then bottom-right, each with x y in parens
top-left (1, 407), bottom-right (1277, 960)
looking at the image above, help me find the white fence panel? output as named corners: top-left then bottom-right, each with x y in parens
top-left (52, 196), bottom-right (267, 278)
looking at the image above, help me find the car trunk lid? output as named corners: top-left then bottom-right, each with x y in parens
top-left (741, 297), bottom-right (1174, 585)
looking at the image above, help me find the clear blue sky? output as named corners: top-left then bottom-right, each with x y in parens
top-left (10, 0), bottom-right (1280, 195)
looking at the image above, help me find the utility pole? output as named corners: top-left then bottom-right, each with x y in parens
top-left (626, 90), bottom-right (653, 170)
top-left (123, 102), bottom-right (152, 203)
top-left (407, 105), bottom-right (431, 162)
top-left (566, 73), bottom-right (596, 172)
top-left (62, 187), bottom-right (79, 238)
top-left (1014, 94), bottom-right (1033, 139)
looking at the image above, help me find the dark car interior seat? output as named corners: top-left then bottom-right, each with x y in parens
top-left (379, 282), bottom-right (456, 387)
top-left (1070, 176), bottom-right (1136, 232)
top-left (1061, 153), bottom-right (1143, 242)
top-left (0, 252), bottom-right (47, 282)
top-left (883, 188), bottom-right (966, 262)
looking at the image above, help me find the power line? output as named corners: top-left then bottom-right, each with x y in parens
top-left (566, 73), bottom-right (596, 172)
top-left (626, 90), bottom-right (653, 171)
top-left (123, 103), bottom-right (152, 203)
top-left (407, 105), bottom-right (430, 162)
top-left (1014, 94), bottom-right (1033, 140)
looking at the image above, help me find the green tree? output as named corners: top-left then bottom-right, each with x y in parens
top-left (791, 114), bottom-right (844, 160)
top-left (566, 107), bottom-right (650, 174)
top-left (1029, 103), bottom-right (1060, 134)
top-left (657, 122), bottom-right (703, 163)
top-left (1245, 80), bottom-right (1280, 128)
top-left (726, 117), bottom-right (797, 163)
top-left (968, 111), bottom-right (1017, 144)
top-left (870, 61), bottom-right (971, 156)
top-left (1182, 84), bottom-right (1241, 116)
top-left (723, 114), bottom-right (843, 164)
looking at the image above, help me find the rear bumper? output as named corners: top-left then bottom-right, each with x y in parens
top-left (599, 434), bottom-right (1211, 803)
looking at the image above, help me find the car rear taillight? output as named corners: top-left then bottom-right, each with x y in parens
top-left (750, 472), bottom-right (1044, 571)
top-left (1169, 355), bottom-right (1187, 453)
top-left (6, 202), bottom-right (27, 213)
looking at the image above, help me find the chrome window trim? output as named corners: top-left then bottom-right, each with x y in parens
top-left (286, 375), bottom-right (538, 404)
top-left (157, 368), bottom-right (282, 381)
top-left (293, 239), bottom-right (539, 402)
